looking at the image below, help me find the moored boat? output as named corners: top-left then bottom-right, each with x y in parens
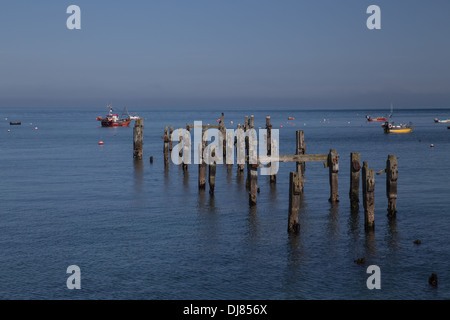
top-left (9, 121), bottom-right (21, 125)
top-left (434, 118), bottom-right (450, 123)
top-left (383, 121), bottom-right (413, 134)
top-left (366, 115), bottom-right (388, 122)
top-left (96, 105), bottom-right (135, 127)
top-left (367, 104), bottom-right (393, 122)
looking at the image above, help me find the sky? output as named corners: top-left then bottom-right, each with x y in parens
top-left (0, 0), bottom-right (450, 109)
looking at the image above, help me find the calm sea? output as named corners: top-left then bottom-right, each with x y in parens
top-left (0, 106), bottom-right (449, 300)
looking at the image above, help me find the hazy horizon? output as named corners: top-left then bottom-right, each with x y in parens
top-left (1, 0), bottom-right (450, 109)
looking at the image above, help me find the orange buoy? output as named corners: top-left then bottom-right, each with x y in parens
top-left (98, 141), bottom-right (104, 145)
top-left (280, 125), bottom-right (283, 128)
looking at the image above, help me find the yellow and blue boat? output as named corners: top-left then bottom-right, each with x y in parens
top-left (383, 121), bottom-right (413, 134)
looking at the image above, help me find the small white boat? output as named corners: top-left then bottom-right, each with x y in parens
top-left (434, 118), bottom-right (450, 123)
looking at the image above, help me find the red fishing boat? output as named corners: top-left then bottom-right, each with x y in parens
top-left (366, 104), bottom-right (394, 122)
top-left (366, 115), bottom-right (388, 122)
top-left (96, 105), bottom-right (137, 127)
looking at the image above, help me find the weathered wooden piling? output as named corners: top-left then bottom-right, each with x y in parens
top-left (219, 113), bottom-right (226, 160)
top-left (349, 153), bottom-right (361, 211)
top-left (266, 116), bottom-right (271, 155)
top-left (249, 164), bottom-right (258, 206)
top-left (327, 149), bottom-right (339, 202)
top-left (296, 130), bottom-right (306, 192)
top-left (288, 171), bottom-right (301, 234)
top-left (209, 145), bottom-right (216, 195)
top-left (169, 125), bottom-right (174, 152)
top-left (198, 129), bottom-right (207, 190)
top-left (236, 124), bottom-right (245, 173)
top-left (133, 118), bottom-right (143, 160)
top-left (163, 126), bottom-right (169, 167)
top-left (247, 128), bottom-right (258, 205)
top-left (386, 155), bottom-right (398, 218)
top-left (362, 161), bottom-right (375, 230)
top-left (226, 130), bottom-right (233, 170)
top-left (182, 125), bottom-right (190, 172)
top-left (266, 116), bottom-right (276, 184)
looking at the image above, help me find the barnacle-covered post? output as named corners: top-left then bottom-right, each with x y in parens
top-left (386, 155), bottom-right (398, 218)
top-left (327, 149), bottom-right (339, 203)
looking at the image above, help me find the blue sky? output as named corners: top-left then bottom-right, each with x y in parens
top-left (1, 0), bottom-right (450, 108)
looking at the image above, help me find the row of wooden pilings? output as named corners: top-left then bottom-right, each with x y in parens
top-left (132, 115), bottom-right (398, 235)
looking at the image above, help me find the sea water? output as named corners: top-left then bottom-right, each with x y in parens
top-left (0, 106), bottom-right (449, 299)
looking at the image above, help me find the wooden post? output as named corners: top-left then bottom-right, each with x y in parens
top-left (169, 125), bottom-right (174, 152)
top-left (296, 130), bottom-right (306, 191)
top-left (288, 171), bottom-right (301, 234)
top-left (266, 116), bottom-right (276, 184)
top-left (386, 155), bottom-right (398, 218)
top-left (249, 164), bottom-right (258, 206)
top-left (245, 116), bottom-right (250, 189)
top-left (327, 149), bottom-right (339, 202)
top-left (349, 153), bottom-right (361, 211)
top-left (133, 118), bottom-right (143, 160)
top-left (247, 129), bottom-right (257, 196)
top-left (198, 129), bottom-right (207, 190)
top-left (220, 113), bottom-right (226, 161)
top-left (362, 161), bottom-right (375, 230)
top-left (182, 125), bottom-right (190, 172)
top-left (236, 124), bottom-right (245, 173)
top-left (266, 116), bottom-right (271, 155)
top-left (226, 130), bottom-right (233, 171)
top-left (209, 145), bottom-right (216, 195)
top-left (163, 126), bottom-right (169, 167)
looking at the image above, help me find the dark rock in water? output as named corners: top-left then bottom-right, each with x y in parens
top-left (413, 239), bottom-right (421, 245)
top-left (257, 188), bottom-right (260, 193)
top-left (429, 273), bottom-right (438, 287)
top-left (354, 257), bottom-right (365, 265)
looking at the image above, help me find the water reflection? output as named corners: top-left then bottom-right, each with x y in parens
top-left (347, 205), bottom-right (360, 237)
top-left (164, 162), bottom-right (170, 191)
top-left (236, 170), bottom-right (244, 185)
top-left (364, 229), bottom-right (376, 258)
top-left (268, 178), bottom-right (278, 202)
top-left (246, 205), bottom-right (259, 239)
top-left (287, 232), bottom-right (304, 266)
top-left (226, 165), bottom-right (233, 183)
top-left (386, 217), bottom-right (400, 252)
top-left (197, 188), bottom-right (217, 215)
top-left (132, 159), bottom-right (145, 213)
top-left (327, 202), bottom-right (340, 239)
top-left (183, 169), bottom-right (190, 190)
top-left (197, 189), bottom-right (219, 251)
top-left (133, 159), bottom-right (144, 195)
